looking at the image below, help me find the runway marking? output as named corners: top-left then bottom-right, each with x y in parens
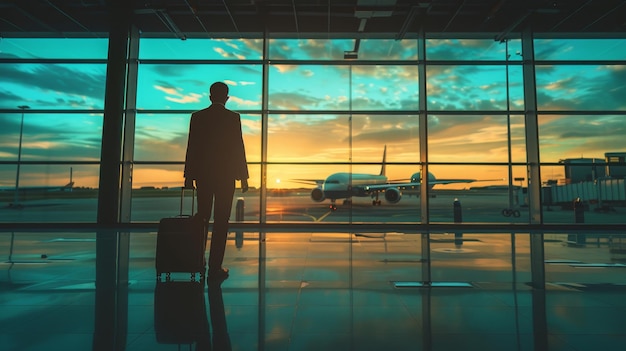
top-left (302, 213), bottom-right (317, 221)
top-left (432, 248), bottom-right (478, 254)
top-left (315, 211), bottom-right (333, 222)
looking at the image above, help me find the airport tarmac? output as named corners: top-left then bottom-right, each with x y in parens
top-left (1, 189), bottom-right (624, 224)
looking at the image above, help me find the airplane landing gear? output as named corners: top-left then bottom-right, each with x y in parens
top-left (372, 200), bottom-right (381, 206)
top-left (329, 204), bottom-right (337, 211)
top-left (502, 208), bottom-right (520, 217)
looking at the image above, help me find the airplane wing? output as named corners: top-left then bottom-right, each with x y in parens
top-left (292, 179), bottom-right (325, 187)
top-left (430, 178), bottom-right (504, 185)
top-left (361, 182), bottom-right (421, 192)
top-left (429, 178), bottom-right (489, 185)
top-left (364, 178), bottom-right (503, 192)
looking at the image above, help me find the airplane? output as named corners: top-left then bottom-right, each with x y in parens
top-left (295, 146), bottom-right (500, 211)
top-left (1, 168), bottom-right (75, 208)
top-left (0, 181), bottom-right (75, 193)
top-left (0, 167), bottom-right (75, 194)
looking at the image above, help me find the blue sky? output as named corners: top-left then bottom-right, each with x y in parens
top-left (0, 37), bottom-right (625, 188)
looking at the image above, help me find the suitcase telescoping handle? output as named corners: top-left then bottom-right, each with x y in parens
top-left (180, 187), bottom-right (195, 217)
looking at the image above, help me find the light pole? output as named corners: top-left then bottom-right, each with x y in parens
top-left (12, 105), bottom-right (30, 208)
top-left (504, 40), bottom-right (514, 213)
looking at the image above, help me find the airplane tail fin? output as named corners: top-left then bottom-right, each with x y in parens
top-left (379, 145), bottom-right (387, 176)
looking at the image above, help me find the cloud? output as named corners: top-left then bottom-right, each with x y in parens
top-left (228, 95), bottom-right (261, 107)
top-left (154, 83), bottom-right (203, 104)
top-left (213, 47), bottom-right (245, 60)
top-left (154, 85), bottom-right (179, 96)
top-left (426, 39), bottom-right (502, 60)
top-left (0, 63), bottom-right (106, 108)
top-left (0, 120), bottom-right (102, 161)
top-left (165, 93), bottom-right (202, 104)
top-left (351, 128), bottom-right (417, 143)
top-left (536, 64), bottom-right (626, 111)
top-left (272, 65), bottom-right (298, 74)
top-left (0, 89), bottom-right (24, 105)
top-left (150, 65), bottom-right (195, 77)
top-left (268, 92), bottom-right (324, 110)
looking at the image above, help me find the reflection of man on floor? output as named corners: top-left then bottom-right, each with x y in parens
top-left (210, 281), bottom-right (231, 350)
top-left (184, 81), bottom-right (249, 282)
top-left (196, 281), bottom-right (231, 351)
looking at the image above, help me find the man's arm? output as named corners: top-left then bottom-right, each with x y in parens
top-left (184, 113), bottom-right (197, 188)
top-left (233, 114), bottom-right (249, 181)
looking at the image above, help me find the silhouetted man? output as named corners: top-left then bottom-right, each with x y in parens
top-left (184, 81), bottom-right (249, 282)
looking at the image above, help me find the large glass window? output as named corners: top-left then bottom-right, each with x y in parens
top-left (426, 39), bottom-right (522, 61)
top-left (426, 65), bottom-right (523, 111)
top-left (270, 63), bottom-right (420, 111)
top-left (428, 114), bottom-right (526, 163)
top-left (1, 32), bottom-right (625, 296)
top-left (536, 65), bottom-right (626, 111)
top-left (139, 38), bottom-right (263, 60)
top-left (539, 115), bottom-right (626, 162)
top-left (534, 38), bottom-right (626, 60)
top-left (269, 39), bottom-right (418, 60)
top-left (0, 38), bottom-right (109, 59)
top-left (535, 39), bottom-right (626, 225)
top-left (2, 35), bottom-right (624, 227)
top-left (136, 63), bottom-right (263, 111)
top-left (0, 63), bottom-right (107, 110)
top-left (0, 38), bottom-right (106, 222)
top-left (1, 113), bottom-right (102, 161)
top-left (262, 38), bottom-right (422, 223)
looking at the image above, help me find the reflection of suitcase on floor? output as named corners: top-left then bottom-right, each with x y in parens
top-left (154, 280), bottom-right (209, 346)
top-left (156, 188), bottom-right (207, 280)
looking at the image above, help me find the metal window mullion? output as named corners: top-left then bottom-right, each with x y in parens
top-left (418, 30), bottom-right (431, 284)
top-left (120, 26), bottom-right (140, 224)
top-left (97, 8), bottom-right (131, 225)
top-left (522, 28), bottom-right (545, 289)
top-left (257, 30), bottom-right (269, 351)
top-left (260, 30), bottom-right (269, 227)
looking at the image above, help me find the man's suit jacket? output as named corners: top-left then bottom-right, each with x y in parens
top-left (184, 103), bottom-right (249, 182)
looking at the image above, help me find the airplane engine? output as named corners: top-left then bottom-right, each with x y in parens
top-left (311, 188), bottom-right (325, 202)
top-left (384, 188), bottom-right (402, 203)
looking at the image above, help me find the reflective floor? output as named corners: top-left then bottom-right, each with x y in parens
top-left (2, 231), bottom-right (626, 350)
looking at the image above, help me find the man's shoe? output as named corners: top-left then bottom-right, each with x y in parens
top-left (208, 267), bottom-right (229, 282)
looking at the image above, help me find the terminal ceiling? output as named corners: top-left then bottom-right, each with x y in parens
top-left (1, 0), bottom-right (625, 39)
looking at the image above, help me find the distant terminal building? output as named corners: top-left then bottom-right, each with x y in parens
top-left (548, 153), bottom-right (626, 205)
top-left (559, 158), bottom-right (606, 183)
top-left (605, 152), bottom-right (626, 179)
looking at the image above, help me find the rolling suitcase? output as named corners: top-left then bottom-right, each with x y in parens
top-left (156, 188), bottom-right (207, 281)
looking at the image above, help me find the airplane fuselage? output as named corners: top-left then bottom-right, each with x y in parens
top-left (321, 172), bottom-right (387, 200)
top-left (310, 170), bottom-right (448, 206)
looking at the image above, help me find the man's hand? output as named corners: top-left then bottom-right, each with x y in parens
top-left (184, 178), bottom-right (195, 189)
top-left (241, 179), bottom-right (249, 193)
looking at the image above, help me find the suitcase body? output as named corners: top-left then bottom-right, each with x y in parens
top-left (155, 189), bottom-right (207, 280)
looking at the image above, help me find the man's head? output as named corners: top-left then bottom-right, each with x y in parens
top-left (210, 82), bottom-right (229, 104)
